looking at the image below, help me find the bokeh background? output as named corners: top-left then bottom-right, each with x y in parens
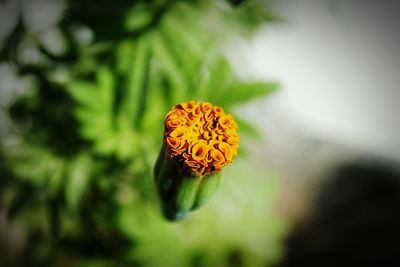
top-left (1, 0), bottom-right (400, 266)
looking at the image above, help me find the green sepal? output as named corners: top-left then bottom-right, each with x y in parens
top-left (175, 176), bottom-right (202, 214)
top-left (154, 147), bottom-right (222, 221)
top-left (192, 172), bottom-right (221, 210)
top-left (154, 146), bottom-right (165, 184)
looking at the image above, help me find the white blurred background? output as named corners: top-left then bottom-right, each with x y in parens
top-left (233, 0), bottom-right (400, 162)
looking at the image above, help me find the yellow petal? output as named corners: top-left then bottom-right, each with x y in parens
top-left (213, 106), bottom-right (224, 117)
top-left (180, 101), bottom-right (197, 113)
top-left (218, 115), bottom-right (231, 129)
top-left (218, 141), bottom-right (233, 161)
top-left (191, 140), bottom-right (208, 161)
top-left (170, 126), bottom-right (188, 139)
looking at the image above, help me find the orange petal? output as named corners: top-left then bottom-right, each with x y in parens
top-left (201, 102), bottom-right (212, 113)
top-left (170, 126), bottom-right (188, 139)
top-left (226, 136), bottom-right (239, 146)
top-left (203, 131), bottom-right (211, 140)
top-left (224, 128), bottom-right (236, 137)
top-left (185, 160), bottom-right (201, 169)
top-left (166, 118), bottom-right (183, 129)
top-left (191, 140), bottom-right (208, 161)
top-left (192, 105), bottom-right (202, 117)
top-left (213, 106), bottom-right (224, 117)
top-left (180, 101), bottom-right (197, 113)
top-left (210, 149), bottom-right (225, 162)
top-left (218, 141), bottom-right (233, 161)
top-left (218, 115), bottom-right (231, 129)
top-left (208, 140), bottom-right (219, 150)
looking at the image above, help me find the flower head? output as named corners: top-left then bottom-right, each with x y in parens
top-left (164, 101), bottom-right (239, 176)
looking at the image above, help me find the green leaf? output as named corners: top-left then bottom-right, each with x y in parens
top-left (8, 145), bottom-right (53, 186)
top-left (217, 81), bottom-right (279, 107)
top-left (93, 131), bottom-right (117, 155)
top-left (125, 3), bottom-right (154, 32)
top-left (74, 107), bottom-right (99, 123)
top-left (236, 117), bottom-right (262, 139)
top-left (97, 66), bottom-right (115, 112)
top-left (47, 159), bottom-right (65, 197)
top-left (162, 11), bottom-right (206, 59)
top-left (140, 66), bottom-right (167, 142)
top-left (68, 81), bottom-right (99, 109)
top-left (69, 67), bottom-right (117, 156)
top-left (115, 128), bottom-right (141, 161)
top-left (65, 153), bottom-right (92, 211)
top-left (203, 58), bottom-right (234, 102)
top-left (159, 13), bottom-right (204, 86)
top-left (126, 36), bottom-right (150, 127)
top-left (116, 39), bottom-right (135, 74)
top-left (150, 31), bottom-right (188, 103)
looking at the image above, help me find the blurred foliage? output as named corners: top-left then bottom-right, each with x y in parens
top-left (0, 0), bottom-right (285, 266)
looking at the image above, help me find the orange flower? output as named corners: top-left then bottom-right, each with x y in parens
top-left (164, 101), bottom-right (240, 176)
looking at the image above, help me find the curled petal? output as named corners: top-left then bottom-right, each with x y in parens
top-left (166, 137), bottom-right (187, 155)
top-left (205, 111), bottom-right (214, 121)
top-left (210, 149), bottom-right (225, 162)
top-left (185, 160), bottom-right (201, 169)
top-left (180, 101), bottom-right (197, 113)
top-left (166, 118), bottom-right (184, 129)
top-left (192, 105), bottom-right (202, 117)
top-left (218, 141), bottom-right (233, 161)
top-left (166, 109), bottom-right (185, 121)
top-left (208, 140), bottom-right (219, 150)
top-left (191, 140), bottom-right (208, 161)
top-left (186, 113), bottom-right (197, 123)
top-left (213, 106), bottom-right (224, 117)
top-left (218, 115), bottom-right (231, 129)
top-left (203, 131), bottom-right (211, 140)
top-left (201, 102), bottom-right (212, 113)
top-left (216, 128), bottom-right (225, 135)
top-left (170, 126), bottom-right (189, 139)
top-left (226, 136), bottom-right (240, 146)
top-left (204, 121), bottom-right (214, 132)
top-left (224, 128), bottom-right (236, 137)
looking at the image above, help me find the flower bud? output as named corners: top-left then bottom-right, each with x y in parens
top-left (154, 101), bottom-right (239, 221)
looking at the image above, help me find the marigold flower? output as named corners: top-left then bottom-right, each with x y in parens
top-left (164, 101), bottom-right (239, 176)
top-left (154, 101), bottom-right (240, 221)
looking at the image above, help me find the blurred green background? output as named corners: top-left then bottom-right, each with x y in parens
top-left (0, 0), bottom-right (288, 266)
